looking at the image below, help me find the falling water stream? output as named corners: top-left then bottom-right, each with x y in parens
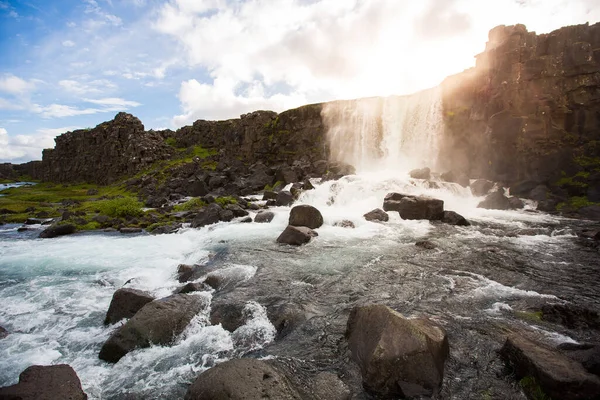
top-left (1, 91), bottom-right (599, 399)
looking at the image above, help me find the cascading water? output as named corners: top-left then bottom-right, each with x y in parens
top-left (322, 87), bottom-right (443, 173)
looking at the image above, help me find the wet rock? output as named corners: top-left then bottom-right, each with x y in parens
top-left (363, 208), bottom-right (389, 222)
top-left (177, 264), bottom-right (197, 283)
top-left (508, 196), bottom-right (525, 209)
top-left (0, 326), bottom-right (7, 339)
top-left (409, 167), bottom-right (431, 180)
top-left (188, 179), bottom-right (209, 197)
top-left (302, 179), bottom-right (315, 191)
top-left (385, 193), bottom-right (444, 220)
top-left (119, 227), bottom-right (143, 234)
top-left (288, 205), bottom-right (323, 229)
top-left (104, 288), bottom-right (155, 325)
top-left (254, 210), bottom-right (275, 223)
top-left (470, 179), bottom-right (495, 196)
top-left (511, 180), bottom-right (540, 197)
top-left (440, 170), bottom-right (469, 187)
top-left (500, 333), bottom-right (600, 400)
top-left (313, 160), bottom-right (328, 175)
top-left (184, 358), bottom-right (301, 400)
top-left (276, 190), bottom-right (295, 206)
top-left (0, 364), bottom-right (88, 400)
top-left (345, 304), bottom-right (449, 398)
top-left (24, 218), bottom-right (47, 225)
top-left (240, 216), bottom-right (252, 223)
top-left (209, 301), bottom-right (247, 332)
top-left (176, 282), bottom-right (210, 294)
top-left (150, 223), bottom-right (181, 235)
top-left (334, 220), bottom-right (355, 228)
top-left (529, 185), bottom-right (550, 201)
top-left (578, 205), bottom-right (600, 221)
top-left (225, 204), bottom-right (249, 217)
top-left (310, 372), bottom-right (351, 400)
top-left (190, 203), bottom-right (222, 228)
top-left (266, 302), bottom-right (308, 340)
top-left (275, 166), bottom-right (299, 185)
top-left (560, 343), bottom-right (600, 377)
top-left (93, 214), bottom-right (110, 224)
top-left (579, 229), bottom-right (600, 241)
top-left (441, 210), bottom-right (470, 226)
top-left (537, 199), bottom-right (558, 212)
top-left (478, 190), bottom-right (510, 210)
top-left (541, 303), bottom-right (600, 330)
top-left (99, 294), bottom-right (207, 363)
top-left (39, 224), bottom-right (76, 239)
top-left (218, 208), bottom-right (235, 222)
top-left (277, 225), bottom-right (318, 246)
top-left (416, 240), bottom-right (436, 249)
top-left (263, 190), bottom-right (278, 200)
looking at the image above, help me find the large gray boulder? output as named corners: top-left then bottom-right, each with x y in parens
top-left (276, 190), bottom-right (295, 206)
top-left (254, 210), bottom-right (275, 223)
top-left (440, 170), bottom-right (469, 187)
top-left (289, 205), bottom-right (323, 229)
top-left (363, 208), bottom-right (389, 222)
top-left (500, 334), bottom-right (600, 400)
top-left (276, 225), bottom-right (317, 246)
top-left (0, 326), bottom-right (7, 339)
top-left (190, 203), bottom-right (222, 228)
top-left (441, 210), bottom-right (470, 226)
top-left (0, 364), bottom-right (87, 400)
top-left (39, 224), bottom-right (76, 239)
top-left (345, 304), bottom-right (449, 398)
top-left (184, 358), bottom-right (301, 400)
top-left (104, 288), bottom-right (155, 325)
top-left (99, 294), bottom-right (207, 362)
top-left (384, 193), bottom-right (444, 220)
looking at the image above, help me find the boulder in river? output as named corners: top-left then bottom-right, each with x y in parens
top-left (184, 358), bottom-right (301, 400)
top-left (276, 225), bottom-right (317, 246)
top-left (175, 282), bottom-right (210, 294)
top-left (209, 301), bottom-right (247, 332)
top-left (441, 210), bottom-right (470, 226)
top-left (559, 342), bottom-right (600, 377)
top-left (363, 208), bottom-right (389, 222)
top-left (99, 293), bottom-right (207, 363)
top-left (254, 210), bottom-right (275, 223)
top-left (276, 190), bottom-right (295, 206)
top-left (0, 364), bottom-right (87, 400)
top-left (470, 179), bottom-right (495, 196)
top-left (477, 190), bottom-right (511, 210)
top-left (440, 170), bottom-right (469, 187)
top-left (39, 224), bottom-right (76, 239)
top-left (345, 304), bottom-right (449, 398)
top-left (119, 227), bottom-right (143, 234)
top-left (263, 190), bottom-right (278, 200)
top-left (500, 333), bottom-right (600, 400)
top-left (288, 205), bottom-right (323, 229)
top-left (104, 288), bottom-right (155, 325)
top-left (0, 326), bottom-right (8, 339)
top-left (384, 193), bottom-right (444, 220)
top-left (190, 203), bottom-right (222, 228)
top-left (409, 167), bottom-right (431, 180)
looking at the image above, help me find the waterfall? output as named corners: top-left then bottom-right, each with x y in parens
top-left (322, 87), bottom-right (443, 173)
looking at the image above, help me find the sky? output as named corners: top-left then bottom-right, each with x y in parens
top-left (0, 0), bottom-right (599, 163)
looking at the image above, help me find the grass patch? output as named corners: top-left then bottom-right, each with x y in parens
top-left (519, 376), bottom-right (550, 400)
top-left (165, 137), bottom-right (177, 147)
top-left (95, 197), bottom-right (143, 218)
top-left (514, 311), bottom-right (543, 322)
top-left (78, 221), bottom-right (101, 231)
top-left (173, 198), bottom-right (206, 212)
top-left (215, 196), bottom-right (237, 206)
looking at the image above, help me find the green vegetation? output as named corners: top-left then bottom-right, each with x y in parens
top-left (77, 221), bottom-right (101, 231)
top-left (574, 155), bottom-right (600, 169)
top-left (215, 196), bottom-right (237, 206)
top-left (96, 197), bottom-right (143, 218)
top-left (519, 376), bottom-right (550, 400)
top-left (514, 310), bottom-right (543, 323)
top-left (173, 198), bottom-right (206, 212)
top-left (264, 116), bottom-right (279, 129)
top-left (556, 196), bottom-right (598, 211)
top-left (165, 137), bottom-right (178, 147)
top-left (264, 181), bottom-right (283, 191)
top-left (555, 175), bottom-right (588, 188)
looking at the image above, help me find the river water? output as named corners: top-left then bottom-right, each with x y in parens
top-left (1, 172), bottom-right (599, 399)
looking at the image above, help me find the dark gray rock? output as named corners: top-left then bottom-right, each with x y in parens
top-left (345, 304), bottom-right (449, 398)
top-left (500, 333), bottom-right (600, 400)
top-left (416, 240), bottom-right (436, 249)
top-left (104, 288), bottom-right (155, 325)
top-left (276, 190), bottom-right (294, 206)
top-left (578, 205), bottom-right (600, 221)
top-left (541, 303), bottom-right (600, 330)
top-left (441, 210), bottom-right (470, 226)
top-left (508, 196), bottom-right (525, 209)
top-left (363, 208), bottom-right (389, 222)
top-left (119, 227), bottom-right (143, 234)
top-left (266, 301), bottom-right (308, 340)
top-left (334, 220), bottom-right (355, 228)
top-left (0, 326), bottom-right (7, 339)
top-left (176, 282), bottom-right (210, 294)
top-left (529, 184), bottom-right (550, 201)
top-left (0, 364), bottom-right (87, 400)
top-left (210, 301), bottom-right (247, 332)
top-left (409, 167), bottom-right (431, 180)
top-left (99, 294), bottom-right (207, 363)
top-left (188, 180), bottom-right (209, 197)
top-left (254, 210), bottom-right (275, 223)
top-left (288, 205), bottom-right (323, 229)
top-left (560, 343), bottom-right (600, 377)
top-left (177, 264), bottom-right (197, 283)
top-left (470, 179), bottom-right (494, 196)
top-left (263, 190), bottom-right (278, 200)
top-left (276, 225), bottom-right (317, 246)
top-left (39, 224), bottom-right (76, 239)
top-left (184, 358), bottom-right (301, 400)
top-left (477, 190), bottom-right (511, 210)
top-left (225, 204), bottom-right (248, 217)
top-left (190, 203), bottom-right (222, 228)
top-left (384, 193), bottom-right (444, 220)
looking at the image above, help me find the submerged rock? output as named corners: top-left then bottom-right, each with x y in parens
top-left (363, 208), bottom-right (389, 222)
top-left (441, 210), bottom-right (470, 226)
top-left (276, 225), bottom-right (318, 246)
top-left (345, 304), bottom-right (449, 398)
top-left (0, 364), bottom-right (88, 400)
top-left (119, 227), bottom-right (143, 234)
top-left (254, 210), bottom-right (275, 223)
top-left (409, 167), bottom-right (431, 180)
top-left (176, 282), bottom-right (210, 294)
top-left (185, 358), bottom-right (301, 400)
top-left (508, 196), bottom-right (525, 209)
top-left (500, 333), bottom-right (600, 400)
top-left (99, 294), bottom-right (207, 363)
top-left (416, 240), bottom-right (436, 250)
top-left (288, 205), bottom-right (323, 229)
top-left (177, 263), bottom-right (197, 283)
top-left (104, 288), bottom-right (155, 325)
top-left (334, 220), bottom-right (355, 228)
top-left (39, 224), bottom-right (76, 239)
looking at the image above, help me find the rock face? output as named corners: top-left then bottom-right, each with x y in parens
top-left (184, 358), bottom-right (301, 400)
top-left (345, 304), bottom-right (449, 398)
top-left (383, 193), bottom-right (444, 220)
top-left (440, 23), bottom-right (600, 210)
top-left (104, 288), bottom-right (155, 325)
top-left (500, 334), bottom-right (600, 400)
top-left (288, 205), bottom-right (324, 229)
top-left (276, 225), bottom-right (318, 246)
top-left (541, 303), bottom-right (600, 330)
top-left (99, 294), bottom-right (207, 363)
top-left (0, 364), bottom-right (87, 400)
top-left (471, 179), bottom-right (495, 196)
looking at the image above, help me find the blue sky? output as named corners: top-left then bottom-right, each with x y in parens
top-left (0, 0), bottom-right (599, 163)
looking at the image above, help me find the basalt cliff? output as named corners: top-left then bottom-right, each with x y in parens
top-left (4, 22), bottom-right (600, 215)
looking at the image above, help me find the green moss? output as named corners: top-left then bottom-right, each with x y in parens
top-left (555, 176), bottom-right (588, 188)
top-left (78, 221), bottom-right (101, 231)
top-left (514, 311), bottom-right (543, 322)
top-left (215, 196), bottom-right (237, 206)
top-left (264, 181), bottom-right (283, 191)
top-left (202, 161), bottom-right (218, 170)
top-left (574, 155), bottom-right (600, 168)
top-left (173, 198), bottom-right (206, 212)
top-left (95, 197), bottom-right (143, 218)
top-left (165, 137), bottom-right (177, 147)
top-left (519, 376), bottom-right (550, 400)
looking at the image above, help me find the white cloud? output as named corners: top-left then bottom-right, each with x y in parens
top-left (38, 104), bottom-right (101, 118)
top-left (59, 79), bottom-right (116, 95)
top-left (0, 74), bottom-right (36, 95)
top-left (84, 97), bottom-right (141, 108)
top-left (62, 40), bottom-right (76, 47)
